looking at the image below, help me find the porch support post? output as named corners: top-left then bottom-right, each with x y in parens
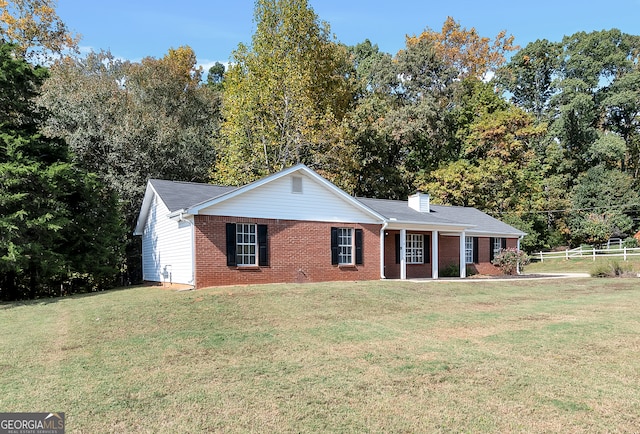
top-left (459, 231), bottom-right (467, 278)
top-left (432, 230), bottom-right (439, 279)
top-left (400, 228), bottom-right (407, 280)
top-left (380, 226), bottom-right (386, 279)
top-left (516, 236), bottom-right (522, 275)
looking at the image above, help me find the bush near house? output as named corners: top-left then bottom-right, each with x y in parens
top-left (439, 263), bottom-right (478, 277)
top-left (492, 248), bottom-right (530, 275)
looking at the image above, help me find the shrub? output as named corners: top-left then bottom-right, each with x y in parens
top-left (611, 261), bottom-right (633, 276)
top-left (440, 264), bottom-right (477, 277)
top-left (590, 261), bottom-right (633, 277)
top-left (591, 263), bottom-right (613, 278)
top-left (623, 237), bottom-right (639, 248)
top-left (492, 248), bottom-right (530, 275)
top-left (440, 263), bottom-right (460, 277)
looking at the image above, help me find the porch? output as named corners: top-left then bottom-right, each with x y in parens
top-left (380, 228), bottom-right (471, 280)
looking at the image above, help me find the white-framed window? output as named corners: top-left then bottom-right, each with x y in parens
top-left (338, 227), bottom-right (353, 265)
top-left (406, 233), bottom-right (424, 264)
top-left (492, 237), bottom-right (503, 258)
top-left (465, 236), bottom-right (474, 264)
top-left (236, 223), bottom-right (257, 266)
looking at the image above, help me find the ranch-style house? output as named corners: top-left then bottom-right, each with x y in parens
top-left (134, 164), bottom-right (526, 288)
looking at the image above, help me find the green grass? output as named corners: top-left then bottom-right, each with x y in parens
top-left (2, 279), bottom-right (640, 432)
top-left (526, 255), bottom-right (640, 274)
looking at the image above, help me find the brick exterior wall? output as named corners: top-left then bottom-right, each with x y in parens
top-left (194, 215), bottom-right (381, 288)
top-left (193, 215), bottom-right (520, 286)
top-left (438, 235), bottom-right (461, 274)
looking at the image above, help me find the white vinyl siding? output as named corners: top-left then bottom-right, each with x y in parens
top-left (141, 194), bottom-right (193, 284)
top-left (406, 234), bottom-right (424, 264)
top-left (197, 173), bottom-right (378, 223)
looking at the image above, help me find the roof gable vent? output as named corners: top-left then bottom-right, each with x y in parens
top-left (408, 192), bottom-right (430, 213)
top-left (291, 176), bottom-right (303, 194)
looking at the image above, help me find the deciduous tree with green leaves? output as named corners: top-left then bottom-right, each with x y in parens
top-left (38, 46), bottom-right (220, 227)
top-left (215, 0), bottom-right (356, 187)
top-left (568, 165), bottom-right (638, 246)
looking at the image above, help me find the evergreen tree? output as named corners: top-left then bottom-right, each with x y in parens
top-left (0, 42), bottom-right (124, 300)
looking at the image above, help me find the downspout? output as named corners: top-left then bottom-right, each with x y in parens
top-left (517, 235), bottom-right (524, 275)
top-left (179, 212), bottom-right (197, 290)
top-left (380, 221), bottom-right (388, 279)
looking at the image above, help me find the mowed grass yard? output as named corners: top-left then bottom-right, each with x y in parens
top-left (526, 256), bottom-right (640, 274)
top-left (2, 277), bottom-right (640, 433)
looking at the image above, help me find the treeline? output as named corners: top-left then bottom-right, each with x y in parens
top-left (1, 0), bottom-right (639, 299)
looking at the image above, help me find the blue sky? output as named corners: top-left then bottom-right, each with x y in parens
top-left (57, 0), bottom-right (639, 71)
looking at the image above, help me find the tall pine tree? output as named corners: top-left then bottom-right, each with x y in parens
top-left (0, 42), bottom-right (124, 300)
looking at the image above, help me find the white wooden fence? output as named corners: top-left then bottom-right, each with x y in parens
top-left (537, 246), bottom-right (640, 262)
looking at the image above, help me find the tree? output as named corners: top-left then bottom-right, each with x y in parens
top-left (588, 132), bottom-right (627, 168)
top-left (206, 61), bottom-right (225, 90)
top-left (38, 46), bottom-right (220, 281)
top-left (38, 46), bottom-right (220, 227)
top-left (406, 16), bottom-right (517, 80)
top-left (568, 165), bottom-right (638, 246)
top-left (215, 0), bottom-right (356, 186)
top-left (497, 39), bottom-right (562, 121)
top-left (0, 42), bottom-right (123, 300)
top-left (0, 0), bottom-right (79, 62)
top-left (547, 30), bottom-right (639, 178)
top-left (599, 70), bottom-right (640, 177)
top-left (346, 35), bottom-right (461, 199)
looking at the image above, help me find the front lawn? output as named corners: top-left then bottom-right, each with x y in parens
top-left (1, 279), bottom-right (640, 432)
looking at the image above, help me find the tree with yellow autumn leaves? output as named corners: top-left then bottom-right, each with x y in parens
top-left (0, 0), bottom-right (78, 61)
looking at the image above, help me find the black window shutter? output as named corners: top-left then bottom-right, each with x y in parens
top-left (355, 229), bottom-right (363, 265)
top-left (473, 237), bottom-right (479, 264)
top-left (489, 237), bottom-right (495, 262)
top-left (331, 227), bottom-right (339, 265)
top-left (424, 235), bottom-right (430, 263)
top-left (395, 234), bottom-right (400, 264)
top-left (226, 223), bottom-right (237, 266)
top-left (501, 238), bottom-right (507, 249)
top-left (258, 224), bottom-right (268, 266)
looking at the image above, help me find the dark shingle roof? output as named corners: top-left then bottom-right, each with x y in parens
top-left (356, 198), bottom-right (455, 225)
top-left (429, 204), bottom-right (525, 235)
top-left (150, 179), bottom-right (237, 212)
top-left (148, 178), bottom-right (525, 237)
top-left (357, 197), bottom-right (525, 236)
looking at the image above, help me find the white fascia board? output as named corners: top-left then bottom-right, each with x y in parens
top-left (465, 230), bottom-right (527, 238)
top-left (133, 181), bottom-right (168, 236)
top-left (186, 164), bottom-right (386, 223)
top-left (385, 221), bottom-right (476, 232)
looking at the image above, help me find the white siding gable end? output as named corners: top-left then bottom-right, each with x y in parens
top-left (193, 167), bottom-right (382, 224)
top-left (141, 193), bottom-right (194, 285)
